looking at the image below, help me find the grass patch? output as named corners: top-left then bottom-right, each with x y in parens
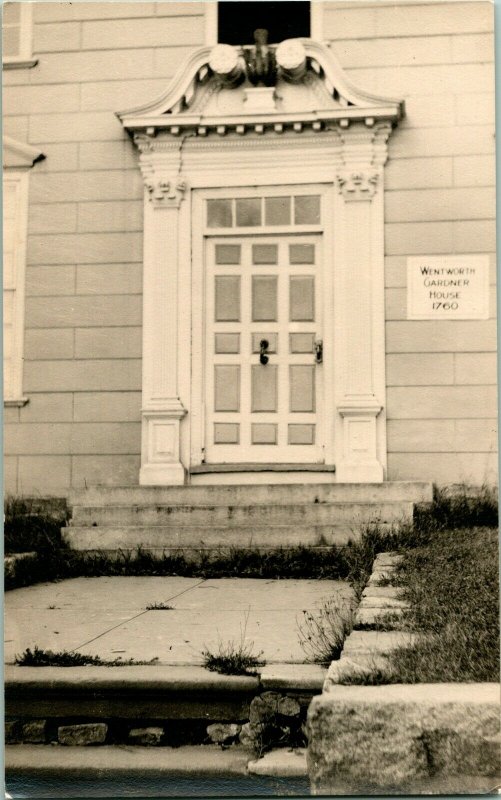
top-left (15, 645), bottom-right (159, 667)
top-left (414, 483), bottom-right (498, 532)
top-left (4, 496), bottom-right (69, 555)
top-left (344, 526), bottom-right (499, 684)
top-left (5, 539), bottom-right (354, 591)
top-left (145, 602), bottom-right (174, 610)
top-left (389, 526), bottom-right (499, 683)
top-left (297, 591), bottom-right (355, 664)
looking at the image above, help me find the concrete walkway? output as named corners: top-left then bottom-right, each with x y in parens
top-left (5, 577), bottom-right (352, 666)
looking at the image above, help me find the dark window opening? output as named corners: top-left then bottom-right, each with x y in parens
top-left (218, 2), bottom-right (310, 45)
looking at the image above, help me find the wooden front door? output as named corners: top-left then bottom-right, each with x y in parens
top-left (204, 219), bottom-right (325, 464)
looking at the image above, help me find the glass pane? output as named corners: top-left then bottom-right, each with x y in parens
top-left (252, 424), bottom-right (277, 444)
top-left (236, 198), bottom-right (261, 227)
top-left (265, 196), bottom-right (291, 226)
top-left (289, 244), bottom-right (315, 264)
top-left (252, 365), bottom-right (277, 412)
top-left (215, 244), bottom-right (241, 264)
top-left (289, 424), bottom-right (315, 444)
top-left (252, 276), bottom-right (277, 322)
top-left (215, 276), bottom-right (240, 321)
top-left (290, 333), bottom-right (315, 353)
top-left (290, 365), bottom-right (315, 412)
top-left (252, 332), bottom-right (277, 353)
top-left (252, 244), bottom-right (278, 264)
top-left (214, 423), bottom-right (239, 444)
top-left (207, 199), bottom-right (232, 228)
top-left (294, 195), bottom-right (320, 225)
top-left (3, 26), bottom-right (20, 56)
top-left (290, 276), bottom-right (314, 321)
top-left (215, 333), bottom-right (240, 353)
top-left (214, 365), bottom-right (240, 411)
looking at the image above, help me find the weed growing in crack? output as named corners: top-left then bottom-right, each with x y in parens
top-left (145, 602), bottom-right (174, 610)
top-left (297, 592), bottom-right (355, 664)
top-left (202, 639), bottom-right (265, 675)
top-left (15, 646), bottom-right (159, 667)
top-left (201, 610), bottom-right (265, 675)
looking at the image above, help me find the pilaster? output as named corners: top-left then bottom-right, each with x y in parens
top-left (138, 138), bottom-right (187, 485)
top-left (333, 123), bottom-right (391, 483)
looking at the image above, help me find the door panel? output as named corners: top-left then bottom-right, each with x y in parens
top-left (205, 234), bottom-right (324, 463)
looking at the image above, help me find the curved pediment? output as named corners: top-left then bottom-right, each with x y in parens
top-left (117, 39), bottom-right (404, 138)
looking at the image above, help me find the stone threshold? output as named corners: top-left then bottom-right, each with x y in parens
top-left (190, 463), bottom-right (336, 473)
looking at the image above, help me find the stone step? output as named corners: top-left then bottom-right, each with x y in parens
top-left (5, 663), bottom-right (323, 774)
top-left (69, 481), bottom-right (433, 509)
top-left (63, 523), bottom-right (371, 551)
top-left (341, 629), bottom-right (418, 657)
top-left (5, 744), bottom-right (311, 793)
top-left (70, 501), bottom-right (413, 528)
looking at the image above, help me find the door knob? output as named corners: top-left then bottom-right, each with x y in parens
top-left (259, 339), bottom-right (269, 365)
top-left (315, 339), bottom-right (323, 364)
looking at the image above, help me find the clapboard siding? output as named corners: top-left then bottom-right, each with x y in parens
top-left (3, 0), bottom-right (496, 492)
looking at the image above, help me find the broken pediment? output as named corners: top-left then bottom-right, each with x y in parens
top-left (117, 38), bottom-right (404, 138)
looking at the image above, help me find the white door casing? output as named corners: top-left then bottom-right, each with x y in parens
top-left (117, 39), bottom-right (404, 485)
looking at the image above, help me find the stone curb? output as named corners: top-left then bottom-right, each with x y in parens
top-left (307, 684), bottom-right (501, 793)
top-left (248, 748), bottom-right (307, 777)
top-left (353, 606), bottom-right (405, 629)
top-left (259, 664), bottom-right (326, 691)
top-left (324, 551), bottom-right (415, 687)
top-left (362, 586), bottom-right (402, 599)
top-left (309, 550), bottom-right (501, 792)
top-left (4, 665), bottom-right (260, 692)
top-left (372, 553), bottom-right (403, 567)
top-left (342, 629), bottom-right (417, 656)
top-left (5, 662), bottom-right (326, 695)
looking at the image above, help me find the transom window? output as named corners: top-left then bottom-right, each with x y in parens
top-left (207, 194), bottom-right (321, 229)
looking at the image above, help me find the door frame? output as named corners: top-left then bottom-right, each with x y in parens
top-left (134, 127), bottom-right (390, 484)
top-left (191, 187), bottom-right (333, 467)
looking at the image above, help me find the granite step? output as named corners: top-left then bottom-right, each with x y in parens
top-left (69, 482), bottom-right (433, 508)
top-left (70, 501), bottom-right (413, 527)
top-left (63, 523), bottom-right (366, 551)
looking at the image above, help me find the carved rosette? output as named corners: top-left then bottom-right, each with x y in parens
top-left (145, 178), bottom-right (188, 208)
top-left (336, 170), bottom-right (379, 201)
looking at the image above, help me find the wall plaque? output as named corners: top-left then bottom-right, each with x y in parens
top-left (407, 254), bottom-right (490, 320)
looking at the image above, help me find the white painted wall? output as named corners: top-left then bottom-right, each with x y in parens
top-left (3, 1), bottom-right (496, 493)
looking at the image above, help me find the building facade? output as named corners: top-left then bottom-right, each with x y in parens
top-left (3, 0), bottom-right (497, 496)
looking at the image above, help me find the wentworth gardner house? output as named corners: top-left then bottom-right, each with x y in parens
top-left (3, 1), bottom-right (496, 545)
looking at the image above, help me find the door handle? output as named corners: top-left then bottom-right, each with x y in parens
top-left (259, 339), bottom-right (269, 365)
top-left (315, 339), bottom-right (323, 364)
